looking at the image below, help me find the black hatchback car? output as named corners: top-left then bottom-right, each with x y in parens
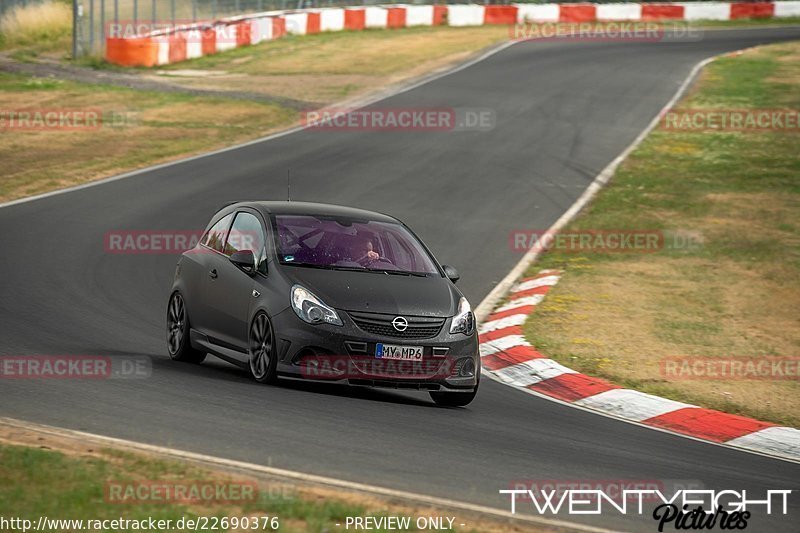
top-left (167, 201), bottom-right (479, 406)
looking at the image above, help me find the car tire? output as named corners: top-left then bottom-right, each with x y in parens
top-left (249, 312), bottom-right (278, 384)
top-left (166, 291), bottom-right (206, 363)
top-left (429, 381), bottom-right (479, 407)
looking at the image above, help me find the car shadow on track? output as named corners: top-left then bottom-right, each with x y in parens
top-left (158, 353), bottom-right (438, 408)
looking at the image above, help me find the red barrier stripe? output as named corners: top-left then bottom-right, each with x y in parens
top-left (201, 27), bottom-right (216, 55)
top-left (272, 17), bottom-right (287, 39)
top-left (641, 4), bottom-right (685, 20)
top-left (306, 12), bottom-right (321, 34)
top-left (433, 5), bottom-right (448, 26)
top-left (731, 2), bottom-right (775, 19)
top-left (487, 305), bottom-right (536, 322)
top-left (559, 4), bottom-right (597, 23)
top-left (644, 407), bottom-right (774, 442)
top-left (168, 34), bottom-right (187, 63)
top-left (105, 37), bottom-right (159, 67)
top-left (386, 7), bottom-right (406, 29)
top-left (481, 345), bottom-right (544, 370)
top-left (529, 372), bottom-right (620, 402)
top-left (235, 21), bottom-right (251, 46)
top-left (479, 325), bottom-right (523, 344)
top-left (345, 8), bottom-right (366, 30)
top-left (484, 5), bottom-right (518, 25)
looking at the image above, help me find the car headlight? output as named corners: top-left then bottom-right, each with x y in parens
top-left (449, 297), bottom-right (475, 335)
top-left (290, 285), bottom-right (343, 326)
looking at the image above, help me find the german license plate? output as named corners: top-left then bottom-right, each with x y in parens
top-left (375, 343), bottom-right (423, 360)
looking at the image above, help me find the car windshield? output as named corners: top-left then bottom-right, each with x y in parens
top-left (274, 214), bottom-right (440, 276)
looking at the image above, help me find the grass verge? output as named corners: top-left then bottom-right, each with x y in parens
top-left (522, 41), bottom-right (800, 427)
top-left (0, 427), bottom-right (536, 533)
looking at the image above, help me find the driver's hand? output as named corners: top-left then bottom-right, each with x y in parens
top-left (366, 250), bottom-right (380, 260)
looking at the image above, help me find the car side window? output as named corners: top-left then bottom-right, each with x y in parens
top-left (202, 213), bottom-right (233, 253)
top-left (227, 212), bottom-right (268, 275)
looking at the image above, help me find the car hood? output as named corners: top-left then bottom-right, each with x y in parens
top-left (283, 268), bottom-right (459, 317)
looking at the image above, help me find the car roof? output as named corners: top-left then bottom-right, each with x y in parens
top-left (222, 201), bottom-right (400, 224)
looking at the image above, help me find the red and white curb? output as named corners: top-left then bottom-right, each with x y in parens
top-left (479, 269), bottom-right (800, 463)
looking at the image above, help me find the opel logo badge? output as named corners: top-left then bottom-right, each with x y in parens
top-left (392, 316), bottom-right (408, 332)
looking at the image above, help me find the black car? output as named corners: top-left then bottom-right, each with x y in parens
top-left (167, 201), bottom-right (479, 406)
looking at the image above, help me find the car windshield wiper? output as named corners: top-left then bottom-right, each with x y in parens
top-left (368, 269), bottom-right (430, 278)
top-left (285, 262), bottom-right (429, 277)
top-left (284, 262), bottom-right (344, 270)
top-left (285, 262), bottom-right (370, 272)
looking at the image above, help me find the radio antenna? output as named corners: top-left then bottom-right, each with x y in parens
top-left (287, 169), bottom-right (291, 202)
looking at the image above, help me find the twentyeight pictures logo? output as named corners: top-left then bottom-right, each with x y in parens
top-left (500, 488), bottom-right (793, 531)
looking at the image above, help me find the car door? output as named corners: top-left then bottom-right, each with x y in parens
top-left (188, 212), bottom-right (234, 335)
top-left (202, 210), bottom-right (268, 355)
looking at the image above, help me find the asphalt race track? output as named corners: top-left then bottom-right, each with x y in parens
top-left (2, 27), bottom-right (800, 531)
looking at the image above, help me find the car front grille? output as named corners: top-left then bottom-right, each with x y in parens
top-left (347, 311), bottom-right (445, 339)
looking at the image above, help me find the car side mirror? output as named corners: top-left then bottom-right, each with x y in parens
top-left (230, 250), bottom-right (256, 275)
top-left (442, 264), bottom-right (460, 284)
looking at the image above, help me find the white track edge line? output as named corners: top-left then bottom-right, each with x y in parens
top-left (0, 416), bottom-right (611, 533)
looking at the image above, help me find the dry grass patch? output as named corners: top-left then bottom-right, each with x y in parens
top-left (159, 26), bottom-right (509, 105)
top-left (0, 1), bottom-right (71, 51)
top-left (0, 74), bottom-right (297, 202)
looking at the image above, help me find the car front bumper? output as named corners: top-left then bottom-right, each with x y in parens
top-left (271, 307), bottom-right (479, 392)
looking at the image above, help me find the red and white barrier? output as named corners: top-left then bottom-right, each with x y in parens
top-left (319, 8), bottom-right (346, 32)
top-left (680, 2), bottom-right (731, 20)
top-left (447, 4), bottom-right (486, 26)
top-left (364, 6), bottom-right (389, 28)
top-left (516, 4), bottom-right (560, 22)
top-left (776, 0), bottom-right (800, 15)
top-left (596, 3), bottom-right (643, 20)
top-left (405, 5), bottom-right (435, 26)
top-left (105, 2), bottom-right (800, 67)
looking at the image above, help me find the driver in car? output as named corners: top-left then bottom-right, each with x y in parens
top-left (350, 235), bottom-right (380, 265)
